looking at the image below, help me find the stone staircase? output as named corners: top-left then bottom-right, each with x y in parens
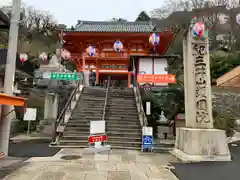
top-left (105, 88), bottom-right (142, 149)
top-left (57, 87), bottom-right (106, 147)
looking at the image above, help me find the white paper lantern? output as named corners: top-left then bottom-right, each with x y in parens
top-left (19, 53), bottom-right (28, 63)
top-left (39, 52), bottom-right (48, 61)
top-left (149, 33), bottom-right (160, 46)
top-left (86, 46), bottom-right (96, 56)
top-left (61, 49), bottom-right (71, 60)
top-left (113, 41), bottom-right (123, 52)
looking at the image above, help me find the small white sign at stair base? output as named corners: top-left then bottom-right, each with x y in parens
top-left (142, 126), bottom-right (153, 136)
top-left (90, 120), bottom-right (105, 135)
top-left (146, 102), bottom-right (151, 115)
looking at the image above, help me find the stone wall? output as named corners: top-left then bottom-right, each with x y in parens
top-left (212, 86), bottom-right (240, 119)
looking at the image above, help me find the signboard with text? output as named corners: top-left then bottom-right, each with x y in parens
top-left (100, 65), bottom-right (128, 68)
top-left (51, 72), bottom-right (79, 81)
top-left (137, 74), bottom-right (176, 83)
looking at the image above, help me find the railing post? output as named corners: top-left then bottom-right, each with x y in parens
top-left (51, 120), bottom-right (57, 143)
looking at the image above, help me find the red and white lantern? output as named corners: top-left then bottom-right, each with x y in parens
top-left (192, 22), bottom-right (205, 38)
top-left (19, 53), bottom-right (28, 63)
top-left (113, 40), bottom-right (123, 52)
top-left (149, 33), bottom-right (160, 46)
top-left (39, 52), bottom-right (48, 62)
top-left (61, 49), bottom-right (71, 60)
top-left (86, 46), bottom-right (96, 57)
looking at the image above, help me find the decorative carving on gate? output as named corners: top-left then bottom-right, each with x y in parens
top-left (192, 42), bottom-right (210, 123)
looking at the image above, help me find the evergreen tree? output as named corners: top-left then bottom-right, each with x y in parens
top-left (136, 11), bottom-right (150, 21)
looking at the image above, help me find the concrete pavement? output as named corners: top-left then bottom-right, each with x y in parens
top-left (171, 141), bottom-right (240, 180)
top-left (2, 148), bottom-right (179, 180)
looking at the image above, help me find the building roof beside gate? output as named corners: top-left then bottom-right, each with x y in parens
top-left (64, 21), bottom-right (161, 33)
top-left (216, 66), bottom-right (240, 87)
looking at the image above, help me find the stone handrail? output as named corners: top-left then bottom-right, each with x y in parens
top-left (133, 84), bottom-right (148, 126)
top-left (51, 77), bottom-right (84, 144)
top-left (102, 76), bottom-right (110, 121)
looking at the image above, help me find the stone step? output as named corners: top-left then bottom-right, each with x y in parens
top-left (109, 96), bottom-right (134, 99)
top-left (106, 110), bottom-right (137, 115)
top-left (107, 131), bottom-right (141, 137)
top-left (106, 104), bottom-right (136, 108)
top-left (64, 124), bottom-right (90, 129)
top-left (110, 145), bottom-right (141, 150)
top-left (107, 140), bottom-right (141, 148)
top-left (82, 97), bottom-right (105, 99)
top-left (106, 121), bottom-right (139, 125)
top-left (107, 124), bottom-right (141, 129)
top-left (80, 107), bottom-right (103, 110)
top-left (69, 121), bottom-right (101, 125)
top-left (58, 139), bottom-right (88, 147)
top-left (106, 127), bottom-right (141, 133)
top-left (64, 130), bottom-right (89, 135)
top-left (108, 99), bottom-right (135, 102)
top-left (105, 113), bottom-right (138, 117)
top-left (74, 107), bottom-right (104, 110)
top-left (106, 120), bottom-right (139, 125)
top-left (106, 106), bottom-right (136, 109)
top-left (70, 116), bottom-right (102, 121)
top-left (106, 105), bottom-right (136, 108)
top-left (61, 134), bottom-right (88, 141)
top-left (63, 130), bottom-right (88, 134)
top-left (105, 116), bottom-right (139, 121)
top-left (67, 121), bottom-right (96, 126)
top-left (73, 113), bottom-right (102, 117)
top-left (63, 132), bottom-right (89, 138)
top-left (107, 136), bottom-right (142, 142)
top-left (74, 110), bottom-right (103, 114)
top-left (109, 101), bottom-right (135, 104)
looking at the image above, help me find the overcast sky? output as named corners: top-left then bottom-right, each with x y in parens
top-left (0, 0), bottom-right (163, 27)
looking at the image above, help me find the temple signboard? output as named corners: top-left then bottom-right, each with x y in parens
top-left (137, 74), bottom-right (176, 83)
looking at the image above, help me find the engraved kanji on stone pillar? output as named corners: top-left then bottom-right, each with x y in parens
top-left (184, 21), bottom-right (213, 129)
top-left (192, 38), bottom-right (213, 128)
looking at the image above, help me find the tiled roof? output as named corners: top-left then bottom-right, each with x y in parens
top-left (0, 9), bottom-right (9, 25)
top-left (65, 21), bottom-right (161, 33)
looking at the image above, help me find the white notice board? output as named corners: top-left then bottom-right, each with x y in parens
top-left (142, 126), bottom-right (153, 136)
top-left (146, 102), bottom-right (151, 115)
top-left (24, 108), bottom-right (37, 121)
top-left (90, 120), bottom-right (105, 135)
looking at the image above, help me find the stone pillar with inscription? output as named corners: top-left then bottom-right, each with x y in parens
top-left (171, 22), bottom-right (231, 162)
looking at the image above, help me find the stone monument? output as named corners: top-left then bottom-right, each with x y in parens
top-left (171, 20), bottom-right (231, 162)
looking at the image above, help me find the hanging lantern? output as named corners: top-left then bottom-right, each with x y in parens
top-left (149, 33), bottom-right (160, 46)
top-left (236, 13), bottom-right (240, 26)
top-left (39, 52), bottom-right (48, 61)
top-left (192, 22), bottom-right (205, 38)
top-left (113, 40), bottom-right (123, 52)
top-left (61, 49), bottom-right (71, 60)
top-left (86, 46), bottom-right (96, 57)
top-left (19, 53), bottom-right (28, 63)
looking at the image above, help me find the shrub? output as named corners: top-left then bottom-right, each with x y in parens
top-left (213, 110), bottom-right (236, 137)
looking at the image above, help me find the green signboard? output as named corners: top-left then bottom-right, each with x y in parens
top-left (51, 72), bottom-right (79, 80)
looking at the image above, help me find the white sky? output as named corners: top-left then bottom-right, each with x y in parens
top-left (0, 0), bottom-right (164, 27)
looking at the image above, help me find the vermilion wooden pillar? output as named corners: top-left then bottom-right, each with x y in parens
top-left (82, 56), bottom-right (85, 71)
top-left (96, 61), bottom-right (99, 85)
top-left (127, 72), bottom-right (131, 88)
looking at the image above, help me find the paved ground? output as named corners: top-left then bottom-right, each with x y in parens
top-left (171, 141), bottom-right (240, 180)
top-left (9, 139), bottom-right (60, 157)
top-left (1, 148), bottom-right (179, 180)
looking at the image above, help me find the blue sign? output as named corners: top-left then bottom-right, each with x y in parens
top-left (142, 135), bottom-right (153, 149)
